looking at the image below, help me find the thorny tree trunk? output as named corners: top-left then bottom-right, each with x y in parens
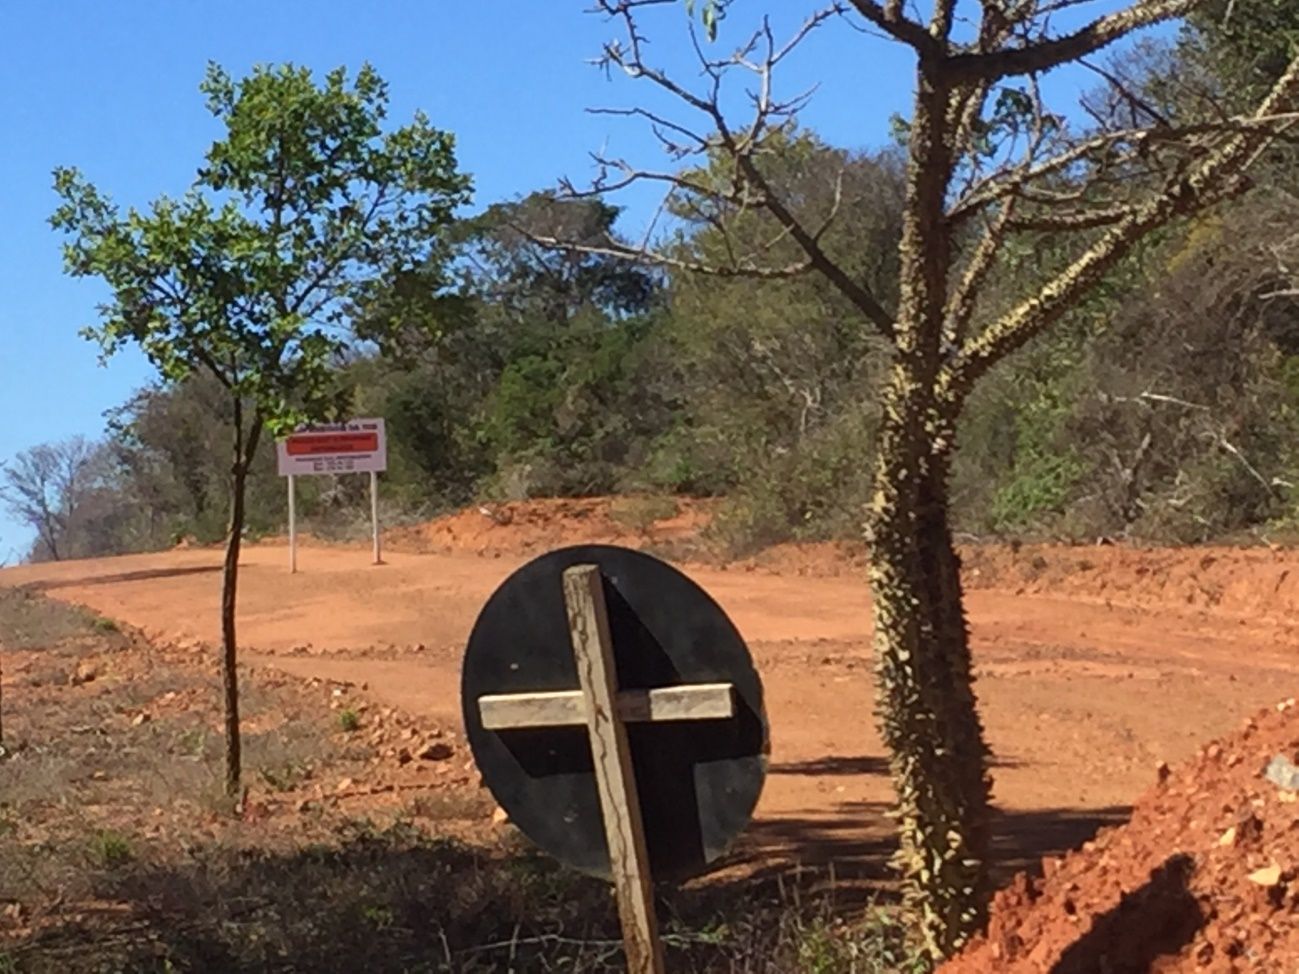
top-left (869, 367), bottom-right (991, 959)
top-left (221, 399), bottom-right (261, 797)
top-left (869, 64), bottom-right (993, 959)
top-left (560, 4), bottom-right (1299, 961)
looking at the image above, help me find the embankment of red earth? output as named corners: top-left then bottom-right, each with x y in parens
top-left (941, 698), bottom-right (1299, 972)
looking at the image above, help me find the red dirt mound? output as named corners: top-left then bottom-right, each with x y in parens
top-left (748, 540), bottom-right (1299, 622)
top-left (262, 495), bottom-right (1299, 624)
top-left (959, 544), bottom-right (1299, 622)
top-left (942, 700), bottom-right (1299, 973)
top-left (384, 496), bottom-right (715, 556)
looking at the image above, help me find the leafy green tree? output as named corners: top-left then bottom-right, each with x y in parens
top-left (1189, 0), bottom-right (1299, 107)
top-left (52, 62), bottom-right (470, 794)
top-left (661, 137), bottom-right (904, 528)
top-left (402, 193), bottom-right (668, 498)
top-left (101, 374), bottom-right (288, 548)
top-left (465, 196), bottom-right (669, 496)
top-left (552, 0), bottom-right (1299, 957)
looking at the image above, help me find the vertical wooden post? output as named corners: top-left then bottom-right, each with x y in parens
top-left (562, 564), bottom-right (666, 974)
top-left (370, 469), bottom-right (382, 565)
top-left (287, 474), bottom-right (297, 574)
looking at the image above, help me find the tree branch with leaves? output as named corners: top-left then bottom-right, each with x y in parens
top-left (52, 62), bottom-right (470, 796)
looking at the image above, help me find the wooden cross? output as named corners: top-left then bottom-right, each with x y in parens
top-left (475, 564), bottom-right (738, 974)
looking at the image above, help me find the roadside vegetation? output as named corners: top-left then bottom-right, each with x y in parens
top-left (1, 11), bottom-right (1296, 570)
top-left (0, 589), bottom-right (924, 973)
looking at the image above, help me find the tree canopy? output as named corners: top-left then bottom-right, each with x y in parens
top-left (50, 61), bottom-right (472, 795)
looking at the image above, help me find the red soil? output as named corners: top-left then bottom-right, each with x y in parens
top-left (385, 496), bottom-right (715, 556)
top-left (943, 701), bottom-right (1299, 973)
top-left (8, 495), bottom-right (1299, 965)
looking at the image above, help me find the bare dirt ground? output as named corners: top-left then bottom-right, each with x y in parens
top-left (6, 498), bottom-right (1299, 897)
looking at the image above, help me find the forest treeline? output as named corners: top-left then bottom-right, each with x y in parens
top-left (8, 11), bottom-right (1299, 563)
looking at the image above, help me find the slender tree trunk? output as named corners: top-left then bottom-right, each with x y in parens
top-left (221, 401), bottom-right (262, 797)
top-left (221, 456), bottom-right (246, 797)
top-left (43, 522), bottom-right (60, 562)
top-left (867, 367), bottom-right (991, 960)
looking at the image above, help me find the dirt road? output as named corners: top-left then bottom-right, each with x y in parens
top-left (5, 538), bottom-right (1298, 883)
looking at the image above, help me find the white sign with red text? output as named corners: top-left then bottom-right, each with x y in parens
top-left (276, 418), bottom-right (387, 477)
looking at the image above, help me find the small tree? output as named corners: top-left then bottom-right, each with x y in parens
top-left (52, 63), bottom-right (470, 795)
top-left (542, 0), bottom-right (1299, 958)
top-left (1, 437), bottom-right (99, 561)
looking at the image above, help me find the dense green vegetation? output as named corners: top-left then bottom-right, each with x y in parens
top-left (13, 143), bottom-right (1299, 561)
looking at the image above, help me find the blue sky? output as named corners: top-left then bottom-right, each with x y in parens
top-left (0, 1), bottom-right (1145, 560)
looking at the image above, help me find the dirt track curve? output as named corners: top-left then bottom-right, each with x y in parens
top-left (5, 534), bottom-right (1299, 886)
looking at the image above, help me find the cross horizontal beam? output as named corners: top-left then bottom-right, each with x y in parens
top-left (478, 682), bottom-right (735, 730)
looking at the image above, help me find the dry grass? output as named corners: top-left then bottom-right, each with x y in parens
top-left (5, 821), bottom-right (922, 973)
top-left (608, 494), bottom-right (680, 532)
top-left (0, 586), bottom-right (125, 651)
top-left (0, 589), bottom-right (926, 973)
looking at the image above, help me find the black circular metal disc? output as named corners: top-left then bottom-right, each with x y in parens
top-left (462, 544), bottom-right (768, 882)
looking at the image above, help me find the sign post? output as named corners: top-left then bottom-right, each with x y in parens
top-left (288, 474), bottom-right (298, 574)
top-left (370, 469), bottom-right (382, 565)
top-left (462, 545), bottom-right (768, 973)
top-left (563, 564), bottom-right (666, 973)
top-left (276, 418), bottom-right (387, 572)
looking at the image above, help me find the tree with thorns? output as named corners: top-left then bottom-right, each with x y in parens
top-left (537, 0), bottom-right (1299, 958)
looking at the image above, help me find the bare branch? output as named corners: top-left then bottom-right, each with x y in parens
top-left (1078, 56), bottom-right (1172, 129)
top-left (1216, 436), bottom-right (1286, 493)
top-left (726, 149), bottom-right (895, 336)
top-left (943, 196), bottom-right (1015, 345)
top-left (1113, 390), bottom-right (1293, 493)
top-left (563, 159), bottom-right (756, 207)
top-left (946, 55), bottom-right (1299, 397)
top-left (1005, 203), bottom-right (1139, 231)
top-left (586, 107), bottom-right (713, 158)
top-left (948, 112), bottom-right (1299, 224)
top-left (1138, 391), bottom-right (1210, 410)
top-left (845, 0), bottom-right (940, 54)
top-left (767, 6), bottom-right (838, 68)
top-left (946, 0), bottom-right (1035, 196)
top-left (929, 0), bottom-right (957, 42)
top-left (558, 1), bottom-right (898, 341)
top-left (947, 0), bottom-right (1201, 82)
top-left (521, 232), bottom-right (818, 280)
top-left (945, 69), bottom-right (1056, 344)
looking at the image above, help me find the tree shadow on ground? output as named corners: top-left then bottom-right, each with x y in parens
top-left (4, 797), bottom-right (1135, 974)
top-left (4, 750), bottom-right (1135, 973)
top-left (769, 754), bottom-right (1024, 777)
top-left (723, 798), bottom-right (1130, 904)
top-left (992, 804), bottom-right (1131, 879)
top-left (734, 752), bottom-right (1126, 901)
top-left (23, 565), bottom-right (222, 592)
top-left (3, 822), bottom-right (889, 974)
top-left (770, 755), bottom-right (890, 776)
top-left (1051, 854), bottom-right (1202, 973)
